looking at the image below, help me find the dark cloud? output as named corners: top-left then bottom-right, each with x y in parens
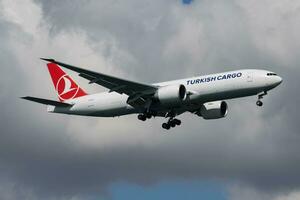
top-left (1, 0), bottom-right (300, 199)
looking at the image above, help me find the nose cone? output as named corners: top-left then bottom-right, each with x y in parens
top-left (276, 76), bottom-right (283, 85)
top-left (265, 72), bottom-right (282, 89)
top-left (270, 76), bottom-right (282, 88)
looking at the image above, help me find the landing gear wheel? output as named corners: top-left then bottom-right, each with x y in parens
top-left (145, 113), bottom-right (152, 119)
top-left (173, 119), bottom-right (181, 126)
top-left (256, 100), bottom-right (263, 107)
top-left (162, 123), bottom-right (170, 130)
top-left (169, 121), bottom-right (176, 128)
top-left (138, 114), bottom-right (146, 121)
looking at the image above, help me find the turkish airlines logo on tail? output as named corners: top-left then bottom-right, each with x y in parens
top-left (56, 75), bottom-right (79, 101)
top-left (47, 62), bottom-right (87, 102)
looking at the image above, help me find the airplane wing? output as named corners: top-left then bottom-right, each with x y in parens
top-left (40, 58), bottom-right (158, 107)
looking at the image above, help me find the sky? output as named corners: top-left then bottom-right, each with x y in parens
top-left (0, 0), bottom-right (300, 199)
top-left (109, 181), bottom-right (227, 200)
top-left (182, 0), bottom-right (193, 5)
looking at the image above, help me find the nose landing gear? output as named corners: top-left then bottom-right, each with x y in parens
top-left (256, 91), bottom-right (267, 107)
top-left (256, 100), bottom-right (263, 107)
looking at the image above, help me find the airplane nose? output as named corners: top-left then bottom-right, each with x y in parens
top-left (277, 76), bottom-right (283, 85)
top-left (273, 76), bottom-right (283, 87)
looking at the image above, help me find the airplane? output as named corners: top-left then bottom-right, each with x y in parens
top-left (22, 58), bottom-right (283, 130)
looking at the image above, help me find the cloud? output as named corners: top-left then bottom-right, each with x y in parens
top-left (0, 0), bottom-right (300, 199)
top-left (229, 185), bottom-right (300, 200)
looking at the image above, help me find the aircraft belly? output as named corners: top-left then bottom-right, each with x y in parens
top-left (188, 85), bottom-right (262, 104)
top-left (90, 103), bottom-right (136, 117)
top-left (58, 93), bottom-right (135, 117)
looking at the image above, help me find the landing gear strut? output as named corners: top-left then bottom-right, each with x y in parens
top-left (256, 91), bottom-right (267, 107)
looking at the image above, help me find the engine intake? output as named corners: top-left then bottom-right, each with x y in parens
top-left (155, 84), bottom-right (187, 106)
top-left (197, 101), bottom-right (228, 120)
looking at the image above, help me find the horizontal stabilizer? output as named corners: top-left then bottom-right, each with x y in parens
top-left (21, 96), bottom-right (71, 107)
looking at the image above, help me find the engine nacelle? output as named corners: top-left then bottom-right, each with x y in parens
top-left (155, 84), bottom-right (187, 106)
top-left (197, 101), bottom-right (228, 120)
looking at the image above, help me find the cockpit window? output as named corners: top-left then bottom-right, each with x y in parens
top-left (267, 73), bottom-right (277, 76)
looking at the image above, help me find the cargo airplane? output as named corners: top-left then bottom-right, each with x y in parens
top-left (22, 58), bottom-right (282, 130)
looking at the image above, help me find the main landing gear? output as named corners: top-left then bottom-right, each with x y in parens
top-left (137, 111), bottom-right (157, 121)
top-left (138, 113), bottom-right (152, 121)
top-left (138, 112), bottom-right (181, 130)
top-left (256, 91), bottom-right (267, 107)
top-left (162, 118), bottom-right (181, 130)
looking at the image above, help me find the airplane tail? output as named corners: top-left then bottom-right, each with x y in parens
top-left (47, 62), bottom-right (87, 102)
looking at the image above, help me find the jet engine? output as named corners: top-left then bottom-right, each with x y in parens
top-left (155, 84), bottom-right (187, 106)
top-left (196, 101), bottom-right (228, 119)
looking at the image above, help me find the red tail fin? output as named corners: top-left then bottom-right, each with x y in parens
top-left (47, 63), bottom-right (87, 102)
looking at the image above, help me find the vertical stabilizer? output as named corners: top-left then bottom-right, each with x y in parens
top-left (47, 63), bottom-right (87, 102)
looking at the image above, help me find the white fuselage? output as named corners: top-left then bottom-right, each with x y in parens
top-left (48, 69), bottom-right (282, 117)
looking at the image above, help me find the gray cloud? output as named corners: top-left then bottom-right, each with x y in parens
top-left (1, 0), bottom-right (300, 199)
